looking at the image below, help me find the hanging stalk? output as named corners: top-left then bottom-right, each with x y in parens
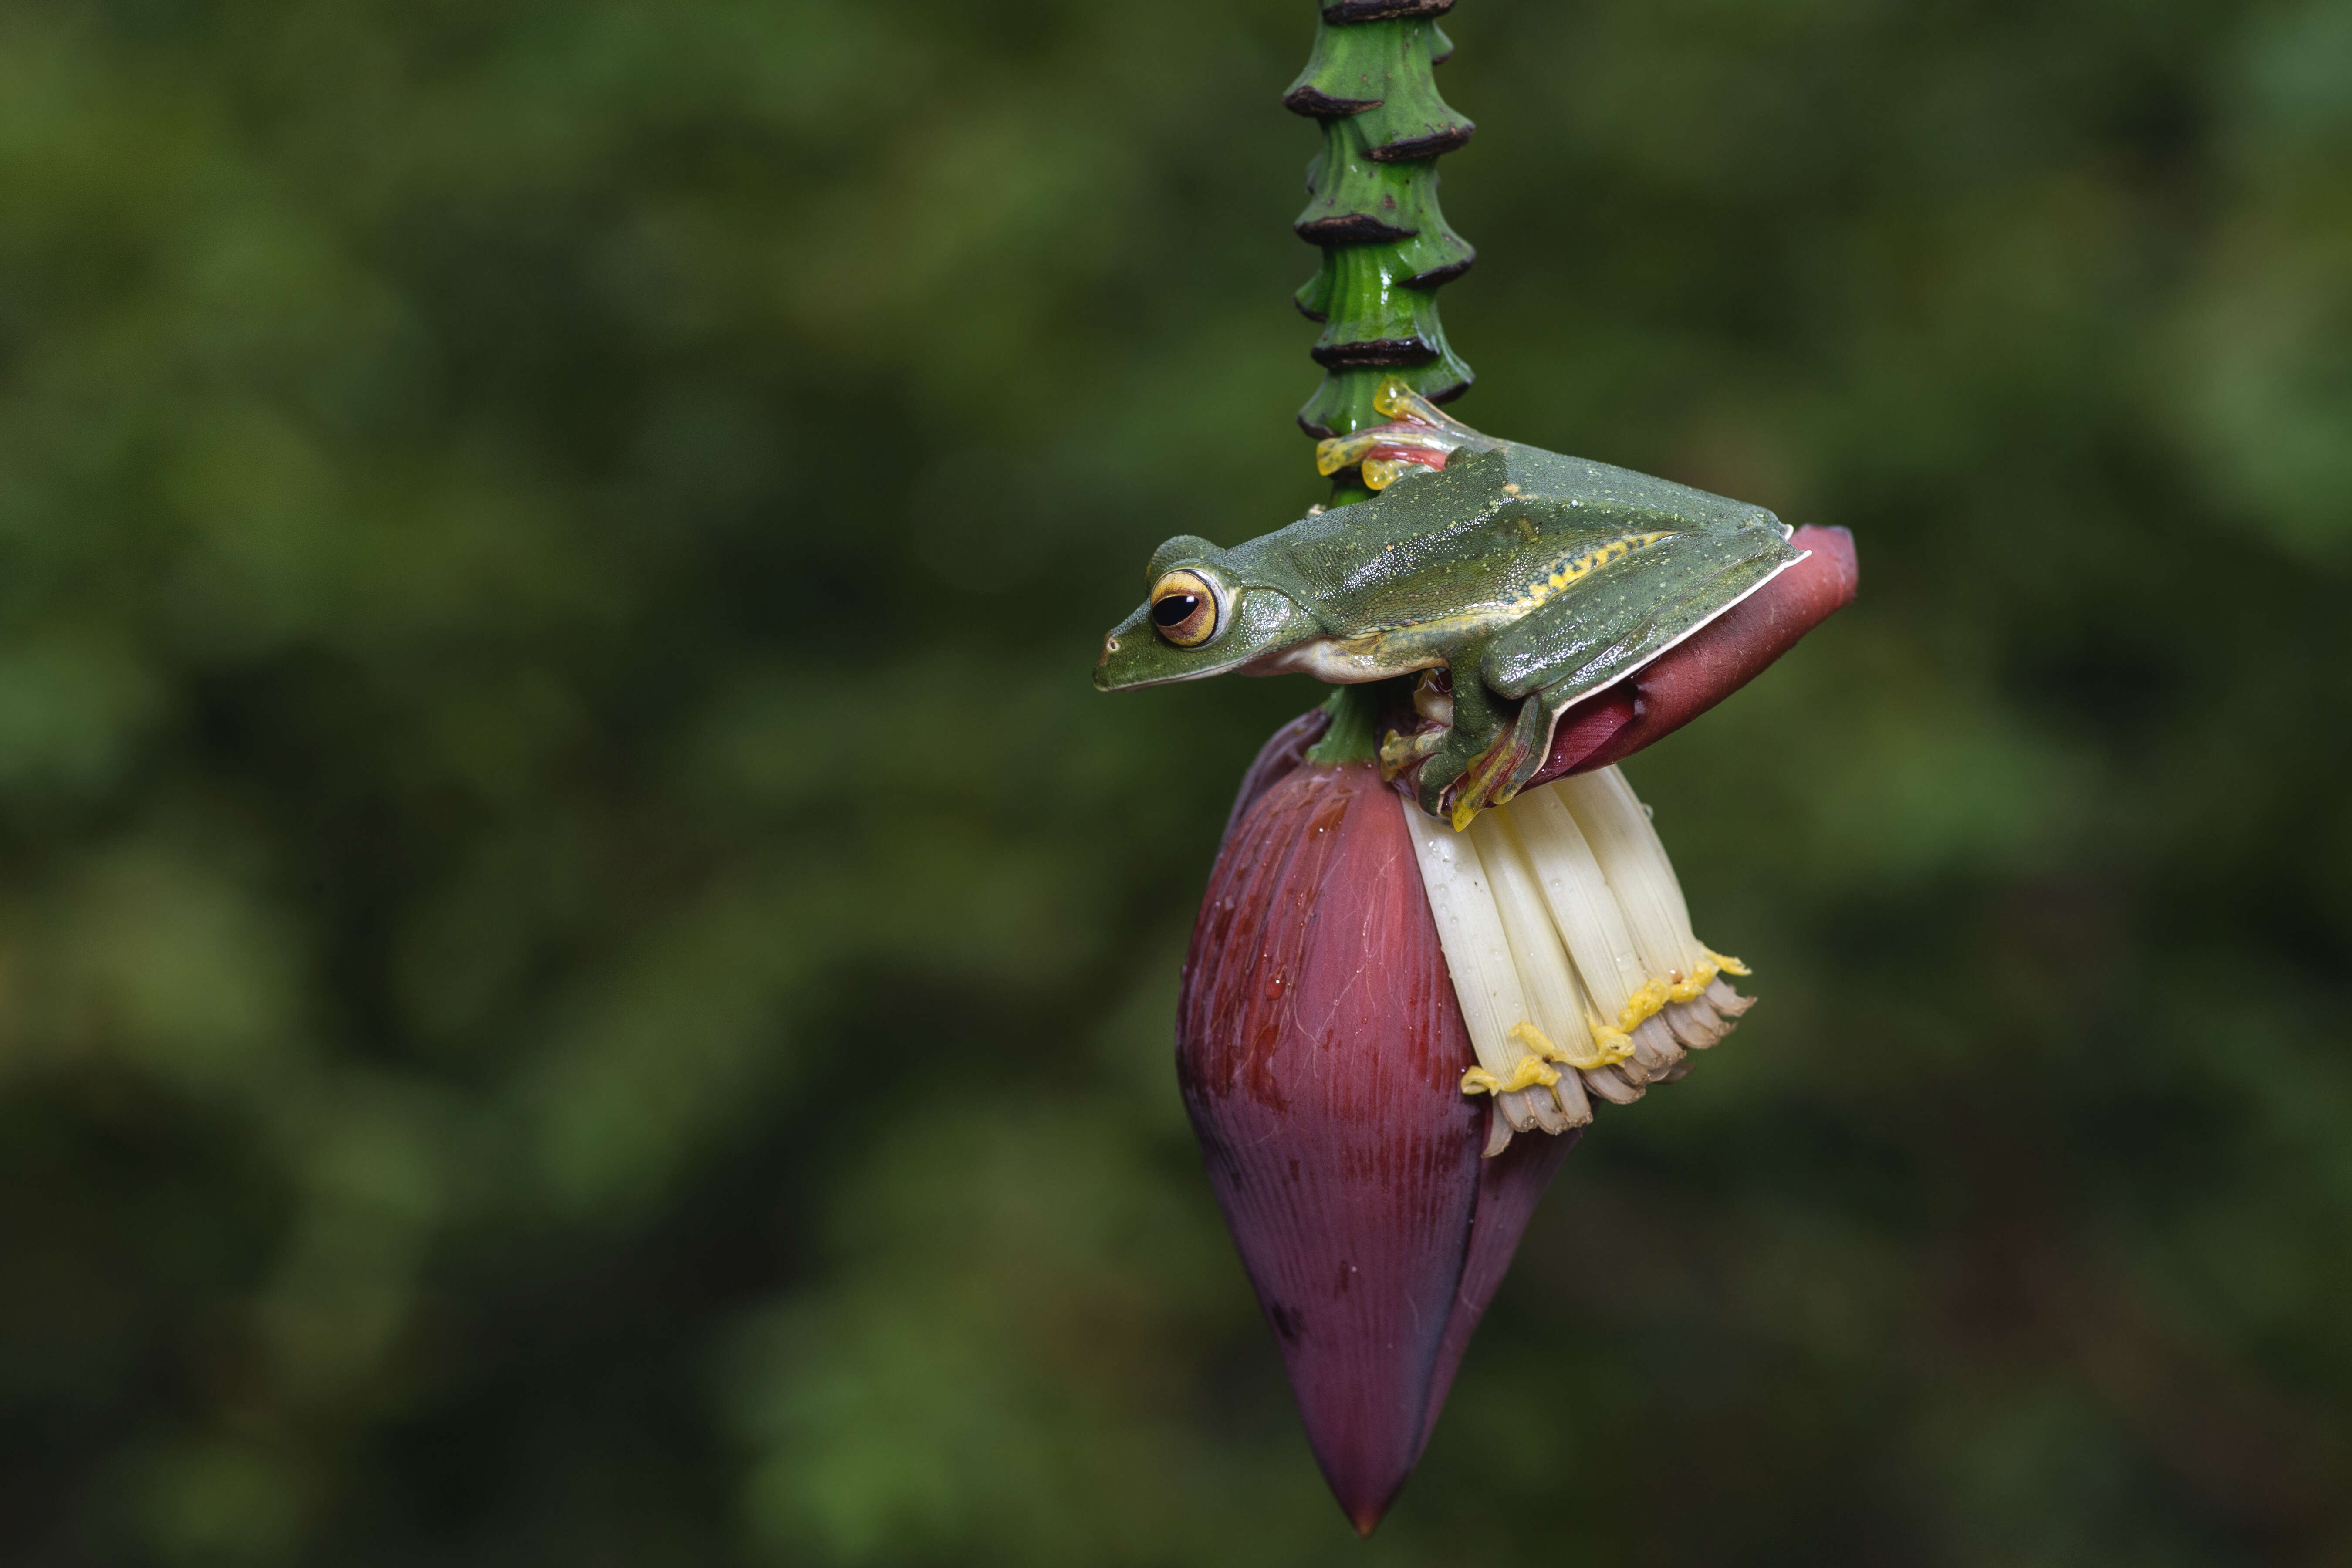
top-left (1292, 0), bottom-right (1473, 754)
top-left (1288, 0), bottom-right (1477, 476)
top-left (1117, 4), bottom-right (1859, 1525)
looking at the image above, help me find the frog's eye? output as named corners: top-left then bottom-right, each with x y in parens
top-left (1149, 570), bottom-right (1219, 648)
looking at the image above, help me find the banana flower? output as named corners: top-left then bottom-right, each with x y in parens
top-left (1178, 529), bottom-right (1855, 1531)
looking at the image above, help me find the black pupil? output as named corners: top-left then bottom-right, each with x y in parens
top-left (1152, 593), bottom-right (1202, 629)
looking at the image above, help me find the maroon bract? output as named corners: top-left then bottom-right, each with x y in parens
top-left (1181, 759), bottom-right (1559, 1533)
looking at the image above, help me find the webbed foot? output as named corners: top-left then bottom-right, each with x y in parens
top-left (1423, 734), bottom-right (1545, 829)
top-left (1415, 689), bottom-right (1556, 829)
top-left (1378, 727), bottom-right (1440, 781)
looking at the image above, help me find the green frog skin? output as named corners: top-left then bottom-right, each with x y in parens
top-left (1095, 436), bottom-right (1802, 828)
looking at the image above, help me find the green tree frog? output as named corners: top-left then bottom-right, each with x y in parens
top-left (1095, 390), bottom-right (1802, 828)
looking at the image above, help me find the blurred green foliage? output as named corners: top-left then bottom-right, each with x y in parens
top-left (0, 0), bottom-right (2347, 1562)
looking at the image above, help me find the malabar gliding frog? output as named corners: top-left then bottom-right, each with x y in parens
top-left (1094, 385), bottom-right (1803, 828)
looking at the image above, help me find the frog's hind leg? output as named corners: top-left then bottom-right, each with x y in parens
top-left (1430, 687), bottom-right (1559, 830)
top-left (1421, 646), bottom-right (1645, 830)
top-left (1437, 645), bottom-right (1675, 828)
top-left (1445, 541), bottom-right (1798, 822)
top-left (1412, 667), bottom-right (1516, 825)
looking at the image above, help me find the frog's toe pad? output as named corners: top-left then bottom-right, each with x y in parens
top-left (1442, 733), bottom-right (1543, 829)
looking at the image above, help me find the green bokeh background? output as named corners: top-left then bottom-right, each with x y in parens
top-left (3, 0), bottom-right (2348, 1562)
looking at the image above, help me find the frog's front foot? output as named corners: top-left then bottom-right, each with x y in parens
top-left (1378, 727), bottom-right (1441, 781)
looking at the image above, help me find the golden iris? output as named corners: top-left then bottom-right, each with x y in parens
top-left (1149, 570), bottom-right (1218, 647)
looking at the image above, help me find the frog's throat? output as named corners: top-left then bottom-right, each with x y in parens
top-left (1238, 639), bottom-right (1443, 683)
top-left (1240, 603), bottom-right (1517, 684)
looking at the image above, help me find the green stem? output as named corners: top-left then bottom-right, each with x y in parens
top-left (1287, 1), bottom-right (1477, 478)
top-left (1304, 678), bottom-right (1411, 765)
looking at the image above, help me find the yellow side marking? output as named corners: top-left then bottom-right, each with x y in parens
top-left (1317, 531), bottom-right (1680, 653)
top-left (1503, 531), bottom-right (1675, 617)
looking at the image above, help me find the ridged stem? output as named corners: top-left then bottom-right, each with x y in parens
top-left (1286, 0), bottom-right (1477, 482)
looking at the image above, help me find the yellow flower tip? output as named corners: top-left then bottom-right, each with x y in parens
top-left (1506, 1021), bottom-right (1559, 1060)
top-left (1413, 771), bottom-right (1755, 1111)
top-left (1664, 958), bottom-right (1728, 1004)
top-left (1459, 1052), bottom-right (1560, 1097)
top-left (1587, 1024), bottom-right (1636, 1067)
top-left (1614, 978), bottom-right (1673, 1034)
top-left (1514, 1019), bottom-right (1627, 1072)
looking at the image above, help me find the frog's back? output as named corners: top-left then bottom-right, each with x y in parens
top-left (1232, 444), bottom-right (1789, 637)
top-left (1497, 443), bottom-right (1774, 536)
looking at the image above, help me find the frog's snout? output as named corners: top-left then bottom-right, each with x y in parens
top-left (1095, 604), bottom-right (1157, 691)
